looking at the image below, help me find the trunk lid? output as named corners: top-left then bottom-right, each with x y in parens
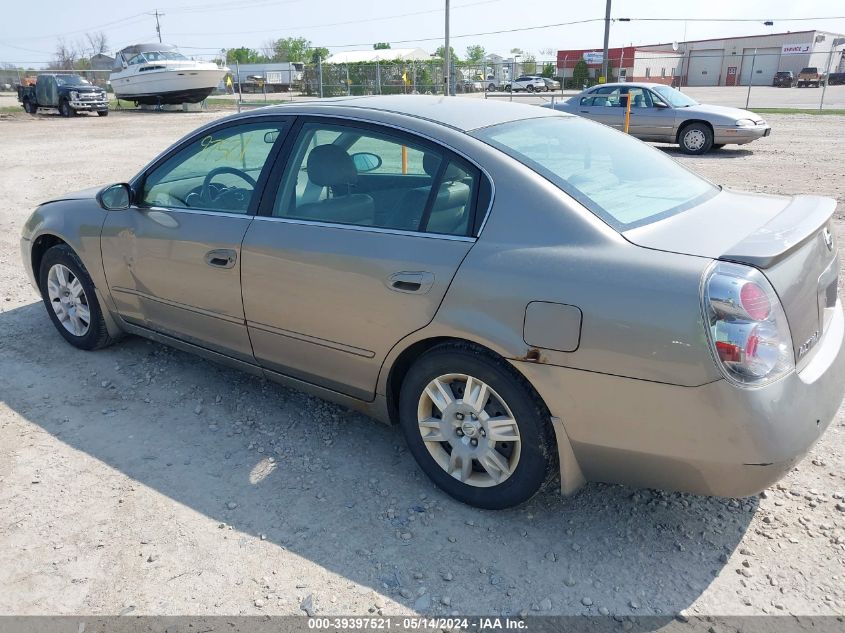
top-left (625, 189), bottom-right (839, 368)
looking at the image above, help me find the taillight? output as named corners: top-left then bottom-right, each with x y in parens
top-left (702, 262), bottom-right (794, 386)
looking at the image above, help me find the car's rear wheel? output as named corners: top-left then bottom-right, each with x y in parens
top-left (399, 343), bottom-right (556, 509)
top-left (679, 122), bottom-right (713, 155)
top-left (526, 84), bottom-right (535, 93)
top-left (38, 245), bottom-right (114, 350)
top-left (24, 99), bottom-right (36, 115)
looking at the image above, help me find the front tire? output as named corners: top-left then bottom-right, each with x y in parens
top-left (59, 99), bottom-right (75, 117)
top-left (679, 122), bottom-right (713, 154)
top-left (399, 343), bottom-right (556, 509)
top-left (97, 109), bottom-right (109, 117)
top-left (38, 245), bottom-right (114, 350)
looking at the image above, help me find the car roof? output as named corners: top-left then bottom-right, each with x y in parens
top-left (586, 82), bottom-right (668, 90)
top-left (257, 94), bottom-right (565, 132)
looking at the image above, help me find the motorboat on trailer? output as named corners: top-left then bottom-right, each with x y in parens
top-left (110, 44), bottom-right (228, 105)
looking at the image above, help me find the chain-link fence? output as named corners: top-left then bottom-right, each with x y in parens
top-left (3, 50), bottom-right (844, 112)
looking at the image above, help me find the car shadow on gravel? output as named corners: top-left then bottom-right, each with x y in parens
top-left (656, 145), bottom-right (755, 159)
top-left (1, 301), bottom-right (756, 617)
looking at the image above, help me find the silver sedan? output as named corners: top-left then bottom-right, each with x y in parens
top-left (547, 82), bottom-right (772, 154)
top-left (20, 96), bottom-right (843, 509)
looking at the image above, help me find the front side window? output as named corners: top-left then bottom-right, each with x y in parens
top-left (141, 122), bottom-right (285, 214)
top-left (272, 122), bottom-right (479, 236)
top-left (472, 116), bottom-right (717, 230)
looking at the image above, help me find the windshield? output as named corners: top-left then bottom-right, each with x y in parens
top-left (143, 51), bottom-right (188, 61)
top-left (651, 85), bottom-right (697, 107)
top-left (55, 75), bottom-right (90, 86)
top-left (471, 117), bottom-right (717, 230)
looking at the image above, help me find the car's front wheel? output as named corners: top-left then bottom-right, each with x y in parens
top-left (399, 343), bottom-right (556, 509)
top-left (38, 245), bottom-right (115, 350)
top-left (526, 84), bottom-right (535, 92)
top-left (59, 99), bottom-right (75, 117)
top-left (97, 109), bottom-right (109, 117)
top-left (679, 122), bottom-right (713, 154)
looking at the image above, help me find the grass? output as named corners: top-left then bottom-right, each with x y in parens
top-left (752, 107), bottom-right (845, 115)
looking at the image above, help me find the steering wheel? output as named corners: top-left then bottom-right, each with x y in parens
top-left (201, 166), bottom-right (258, 203)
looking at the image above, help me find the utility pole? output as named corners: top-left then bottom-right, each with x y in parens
top-left (153, 10), bottom-right (164, 43)
top-left (601, 0), bottom-right (611, 83)
top-left (444, 0), bottom-right (451, 96)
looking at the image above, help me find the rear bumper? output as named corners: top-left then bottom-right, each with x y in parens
top-left (514, 300), bottom-right (845, 497)
top-left (714, 125), bottom-right (771, 145)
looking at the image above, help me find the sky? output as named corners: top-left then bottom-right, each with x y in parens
top-left (1, 0), bottom-right (844, 66)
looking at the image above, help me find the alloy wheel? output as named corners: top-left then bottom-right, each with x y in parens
top-left (417, 373), bottom-right (521, 487)
top-left (46, 264), bottom-right (90, 336)
top-left (683, 128), bottom-right (706, 152)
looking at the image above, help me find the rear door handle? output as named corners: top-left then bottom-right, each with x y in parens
top-left (205, 248), bottom-right (237, 269)
top-left (387, 271), bottom-right (434, 294)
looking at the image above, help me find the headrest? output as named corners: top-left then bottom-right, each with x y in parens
top-left (422, 153), bottom-right (465, 181)
top-left (307, 145), bottom-right (358, 187)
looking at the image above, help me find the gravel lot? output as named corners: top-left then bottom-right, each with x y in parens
top-left (0, 108), bottom-right (844, 618)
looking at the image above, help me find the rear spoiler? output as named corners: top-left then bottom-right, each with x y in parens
top-left (722, 195), bottom-right (836, 268)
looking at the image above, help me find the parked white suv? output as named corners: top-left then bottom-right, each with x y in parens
top-left (506, 75), bottom-right (547, 92)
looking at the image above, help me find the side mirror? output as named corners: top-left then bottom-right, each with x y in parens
top-left (351, 152), bottom-right (382, 173)
top-left (264, 130), bottom-right (280, 143)
top-left (97, 183), bottom-right (131, 210)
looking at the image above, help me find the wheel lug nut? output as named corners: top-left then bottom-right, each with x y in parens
top-left (456, 428), bottom-right (464, 437)
top-left (470, 438), bottom-right (478, 447)
top-left (456, 413), bottom-right (464, 421)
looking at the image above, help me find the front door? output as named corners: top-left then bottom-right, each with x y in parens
top-left (241, 119), bottom-right (484, 400)
top-left (625, 87), bottom-right (675, 140)
top-left (101, 119), bottom-right (289, 361)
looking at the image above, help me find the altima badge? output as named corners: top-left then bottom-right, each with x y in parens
top-left (823, 227), bottom-right (834, 251)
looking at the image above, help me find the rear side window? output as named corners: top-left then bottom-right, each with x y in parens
top-left (472, 116), bottom-right (717, 230)
top-left (272, 122), bottom-right (480, 237)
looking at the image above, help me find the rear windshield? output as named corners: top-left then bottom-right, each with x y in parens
top-left (800, 68), bottom-right (818, 73)
top-left (471, 116), bottom-right (717, 230)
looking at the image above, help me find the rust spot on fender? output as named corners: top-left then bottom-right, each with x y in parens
top-left (520, 348), bottom-right (543, 363)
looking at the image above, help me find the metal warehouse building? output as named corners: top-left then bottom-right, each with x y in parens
top-left (558, 30), bottom-right (845, 87)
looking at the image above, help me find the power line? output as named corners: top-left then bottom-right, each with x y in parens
top-left (177, 17), bottom-right (605, 51)
top-left (618, 16), bottom-right (845, 22)
top-left (165, 0), bottom-right (501, 37)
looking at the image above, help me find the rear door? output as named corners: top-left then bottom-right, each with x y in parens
top-left (240, 118), bottom-right (486, 400)
top-left (576, 86), bottom-right (624, 129)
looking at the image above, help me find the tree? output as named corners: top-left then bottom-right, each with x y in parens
top-left (272, 37), bottom-right (312, 63)
top-left (85, 32), bottom-right (108, 56)
top-left (541, 62), bottom-right (555, 78)
top-left (52, 39), bottom-right (78, 69)
top-left (465, 44), bottom-right (485, 63)
top-left (226, 47), bottom-right (264, 64)
top-left (572, 59), bottom-right (589, 88)
top-left (373, 42), bottom-right (391, 50)
top-left (434, 45), bottom-right (458, 61)
top-left (311, 46), bottom-right (330, 63)
top-left (522, 53), bottom-right (537, 75)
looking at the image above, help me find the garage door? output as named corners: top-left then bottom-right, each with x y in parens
top-left (740, 47), bottom-right (780, 85)
top-left (687, 49), bottom-right (722, 86)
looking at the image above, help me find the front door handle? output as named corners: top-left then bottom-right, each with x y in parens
top-left (205, 248), bottom-right (237, 269)
top-left (387, 271), bottom-right (434, 294)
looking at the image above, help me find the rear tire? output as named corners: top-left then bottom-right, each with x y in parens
top-left (679, 122), bottom-right (713, 155)
top-left (526, 84), bottom-right (535, 93)
top-left (23, 99), bottom-right (37, 115)
top-left (38, 245), bottom-right (115, 351)
top-left (398, 342), bottom-right (557, 509)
